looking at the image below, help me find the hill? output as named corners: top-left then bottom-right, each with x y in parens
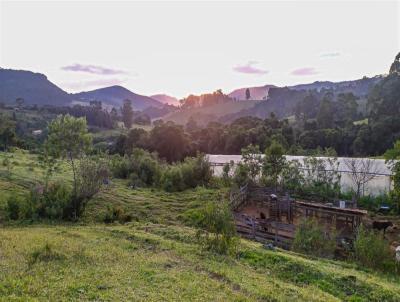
top-left (73, 86), bottom-right (163, 110)
top-left (1, 150), bottom-right (400, 301)
top-left (162, 100), bottom-right (261, 125)
top-left (150, 94), bottom-right (180, 106)
top-left (289, 76), bottom-right (383, 96)
top-left (228, 84), bottom-right (276, 100)
top-left (0, 68), bottom-right (72, 106)
top-left (221, 76), bottom-right (384, 123)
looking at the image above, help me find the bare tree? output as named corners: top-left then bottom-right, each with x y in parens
top-left (344, 158), bottom-right (381, 205)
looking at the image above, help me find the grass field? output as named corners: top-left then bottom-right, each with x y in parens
top-left (1, 150), bottom-right (400, 301)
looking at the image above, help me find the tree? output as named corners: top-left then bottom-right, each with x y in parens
top-left (317, 97), bottom-right (334, 129)
top-left (263, 141), bottom-right (286, 190)
top-left (149, 121), bottom-right (189, 162)
top-left (245, 88), bottom-right (251, 100)
top-left (121, 99), bottom-right (133, 129)
top-left (15, 97), bottom-right (24, 108)
top-left (344, 158), bottom-right (380, 205)
top-left (46, 114), bottom-right (92, 218)
top-left (241, 144), bottom-right (262, 183)
top-left (0, 114), bottom-right (16, 151)
top-left (384, 140), bottom-right (400, 213)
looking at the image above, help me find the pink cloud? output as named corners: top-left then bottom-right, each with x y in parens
top-left (291, 67), bottom-right (318, 76)
top-left (233, 61), bottom-right (268, 75)
top-left (61, 63), bottom-right (127, 75)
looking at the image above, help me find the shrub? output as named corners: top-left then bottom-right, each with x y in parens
top-left (180, 153), bottom-right (212, 189)
top-left (5, 195), bottom-right (28, 220)
top-left (353, 225), bottom-right (395, 273)
top-left (221, 161), bottom-right (234, 186)
top-left (233, 163), bottom-right (250, 188)
top-left (292, 219), bottom-right (336, 258)
top-left (29, 182), bottom-right (72, 220)
top-left (111, 149), bottom-right (161, 187)
top-left (161, 165), bottom-right (184, 192)
top-left (103, 205), bottom-right (131, 223)
top-left (195, 201), bottom-right (238, 255)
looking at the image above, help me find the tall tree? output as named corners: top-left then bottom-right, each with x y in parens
top-left (46, 114), bottom-right (92, 218)
top-left (121, 99), bottom-right (133, 129)
top-left (317, 97), bottom-right (334, 129)
top-left (263, 141), bottom-right (286, 190)
top-left (245, 88), bottom-right (251, 100)
top-left (0, 114), bottom-right (16, 151)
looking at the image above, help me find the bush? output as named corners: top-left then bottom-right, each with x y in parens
top-left (161, 165), bottom-right (184, 192)
top-left (29, 183), bottom-right (72, 220)
top-left (103, 205), bottom-right (131, 223)
top-left (195, 201), bottom-right (238, 255)
top-left (353, 225), bottom-right (396, 273)
top-left (5, 195), bottom-right (28, 220)
top-left (292, 219), bottom-right (336, 258)
top-left (111, 149), bottom-right (161, 187)
top-left (6, 183), bottom-right (72, 221)
top-left (233, 163), bottom-right (250, 188)
top-left (180, 153), bottom-right (212, 189)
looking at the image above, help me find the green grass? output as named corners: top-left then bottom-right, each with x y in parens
top-left (1, 150), bottom-right (400, 301)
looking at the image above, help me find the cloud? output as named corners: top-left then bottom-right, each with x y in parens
top-left (61, 63), bottom-right (127, 75)
top-left (320, 52), bottom-right (341, 58)
top-left (291, 67), bottom-right (319, 76)
top-left (62, 78), bottom-right (126, 91)
top-left (233, 61), bottom-right (268, 75)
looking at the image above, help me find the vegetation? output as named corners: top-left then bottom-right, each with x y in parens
top-left (353, 225), bottom-right (398, 273)
top-left (292, 219), bottom-right (336, 258)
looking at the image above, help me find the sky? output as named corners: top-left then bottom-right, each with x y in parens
top-left (0, 0), bottom-right (399, 98)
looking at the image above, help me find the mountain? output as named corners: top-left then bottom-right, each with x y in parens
top-left (73, 86), bottom-right (163, 110)
top-left (150, 94), bottom-right (180, 106)
top-left (0, 68), bottom-right (72, 106)
top-left (228, 85), bottom-right (276, 100)
top-left (289, 76), bottom-right (383, 96)
top-left (220, 76), bottom-right (384, 123)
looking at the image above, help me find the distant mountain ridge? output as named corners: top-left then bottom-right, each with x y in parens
top-left (150, 94), bottom-right (180, 106)
top-left (228, 85), bottom-right (276, 100)
top-left (0, 68), bottom-right (72, 105)
top-left (289, 76), bottom-right (383, 96)
top-left (73, 86), bottom-right (162, 110)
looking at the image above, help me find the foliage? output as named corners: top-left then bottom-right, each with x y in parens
top-left (160, 165), bottom-right (184, 192)
top-left (233, 162), bottom-right (250, 188)
top-left (301, 156), bottom-right (341, 200)
top-left (5, 195), bottom-right (27, 220)
top-left (384, 140), bottom-right (400, 213)
top-left (121, 99), bottom-right (134, 129)
top-left (262, 141), bottom-right (286, 189)
top-left (46, 114), bottom-right (92, 218)
top-left (195, 200), bottom-right (238, 255)
top-left (222, 160), bottom-right (234, 186)
top-left (241, 144), bottom-right (262, 183)
top-left (292, 219), bottom-right (336, 258)
top-left (0, 113), bottom-right (16, 151)
top-left (103, 205), bottom-right (131, 223)
top-left (5, 182), bottom-right (72, 220)
top-left (353, 225), bottom-right (396, 273)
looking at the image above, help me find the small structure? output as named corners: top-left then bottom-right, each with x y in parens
top-left (32, 129), bottom-right (43, 136)
top-left (231, 185), bottom-right (367, 248)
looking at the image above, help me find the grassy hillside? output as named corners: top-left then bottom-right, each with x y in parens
top-left (1, 150), bottom-right (400, 301)
top-left (162, 100), bottom-right (261, 125)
